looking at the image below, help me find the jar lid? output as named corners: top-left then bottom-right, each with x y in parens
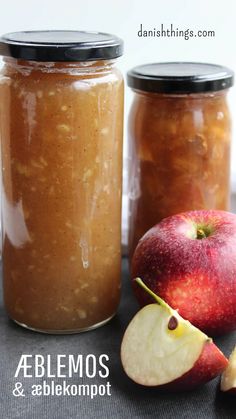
top-left (0, 30), bottom-right (124, 62)
top-left (127, 62), bottom-right (234, 94)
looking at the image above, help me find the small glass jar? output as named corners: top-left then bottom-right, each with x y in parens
top-left (0, 31), bottom-right (124, 333)
top-left (127, 62), bottom-right (234, 258)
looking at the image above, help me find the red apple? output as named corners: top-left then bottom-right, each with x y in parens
top-left (221, 346), bottom-right (236, 394)
top-left (131, 210), bottom-right (236, 335)
top-left (121, 278), bottom-right (228, 390)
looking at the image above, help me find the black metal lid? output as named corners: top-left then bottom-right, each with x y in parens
top-left (127, 62), bottom-right (234, 94)
top-left (0, 30), bottom-right (124, 62)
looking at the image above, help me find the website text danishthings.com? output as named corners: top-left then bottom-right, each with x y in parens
top-left (138, 24), bottom-right (215, 40)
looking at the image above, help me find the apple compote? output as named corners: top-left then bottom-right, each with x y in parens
top-left (127, 62), bottom-right (234, 258)
top-left (0, 31), bottom-right (124, 333)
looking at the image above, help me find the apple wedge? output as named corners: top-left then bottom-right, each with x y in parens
top-left (121, 278), bottom-right (228, 390)
top-left (221, 346), bottom-right (236, 394)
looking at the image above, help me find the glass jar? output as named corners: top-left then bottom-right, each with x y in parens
top-left (0, 31), bottom-right (124, 333)
top-left (127, 62), bottom-right (234, 258)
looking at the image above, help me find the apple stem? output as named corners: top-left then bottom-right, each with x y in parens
top-left (134, 278), bottom-right (170, 310)
top-left (196, 228), bottom-right (207, 239)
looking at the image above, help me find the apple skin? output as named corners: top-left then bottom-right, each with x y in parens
top-left (158, 341), bottom-right (228, 391)
top-left (131, 210), bottom-right (236, 335)
top-left (221, 346), bottom-right (236, 394)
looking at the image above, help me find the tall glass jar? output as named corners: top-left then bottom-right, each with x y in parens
top-left (0, 31), bottom-right (124, 333)
top-left (127, 63), bottom-right (234, 258)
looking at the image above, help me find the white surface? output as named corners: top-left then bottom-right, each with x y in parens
top-left (0, 0), bottom-right (235, 245)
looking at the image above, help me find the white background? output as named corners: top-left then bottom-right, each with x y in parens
top-left (0, 0), bottom-right (236, 238)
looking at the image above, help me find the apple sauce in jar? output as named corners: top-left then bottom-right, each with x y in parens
top-left (0, 31), bottom-right (124, 333)
top-left (127, 63), bottom-right (234, 258)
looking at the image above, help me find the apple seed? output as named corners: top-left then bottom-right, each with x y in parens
top-left (168, 316), bottom-right (178, 330)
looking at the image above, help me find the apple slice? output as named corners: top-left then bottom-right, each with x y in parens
top-left (121, 278), bottom-right (228, 390)
top-left (221, 346), bottom-right (236, 394)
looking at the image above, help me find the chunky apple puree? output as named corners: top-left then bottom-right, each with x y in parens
top-left (0, 58), bottom-right (124, 332)
top-left (127, 63), bottom-right (233, 258)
